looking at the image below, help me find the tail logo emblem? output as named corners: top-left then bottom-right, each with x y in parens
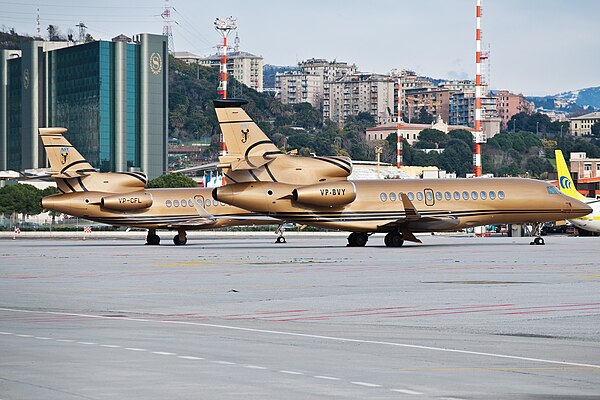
top-left (559, 176), bottom-right (572, 189)
top-left (60, 151), bottom-right (69, 165)
top-left (241, 128), bottom-right (249, 143)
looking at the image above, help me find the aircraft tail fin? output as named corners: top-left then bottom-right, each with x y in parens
top-left (214, 99), bottom-right (282, 169)
top-left (555, 149), bottom-right (586, 201)
top-left (39, 128), bottom-right (95, 178)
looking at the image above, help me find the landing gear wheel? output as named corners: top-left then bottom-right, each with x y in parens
top-left (530, 237), bottom-right (545, 246)
top-left (275, 236), bottom-right (287, 244)
top-left (347, 232), bottom-right (368, 247)
top-left (384, 231), bottom-right (404, 247)
top-left (274, 224), bottom-right (288, 244)
top-left (146, 233), bottom-right (160, 245)
top-left (173, 235), bottom-right (187, 246)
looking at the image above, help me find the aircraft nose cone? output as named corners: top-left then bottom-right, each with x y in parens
top-left (566, 200), bottom-right (593, 218)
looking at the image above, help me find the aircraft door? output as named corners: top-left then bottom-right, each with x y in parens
top-left (424, 189), bottom-right (435, 206)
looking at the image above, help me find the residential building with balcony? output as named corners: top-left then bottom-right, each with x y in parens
top-left (494, 90), bottom-right (533, 129)
top-left (323, 73), bottom-right (395, 127)
top-left (275, 72), bottom-right (323, 108)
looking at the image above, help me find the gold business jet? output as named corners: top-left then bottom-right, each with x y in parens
top-left (211, 99), bottom-right (592, 247)
top-left (39, 127), bottom-right (283, 245)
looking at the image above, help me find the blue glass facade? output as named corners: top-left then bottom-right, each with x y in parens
top-left (0, 35), bottom-right (167, 178)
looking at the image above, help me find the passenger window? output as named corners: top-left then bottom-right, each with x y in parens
top-left (445, 191), bottom-right (451, 201)
top-left (389, 192), bottom-right (397, 201)
top-left (220, 202), bottom-right (226, 206)
top-left (380, 192), bottom-right (388, 201)
top-left (453, 191), bottom-right (460, 200)
top-left (205, 199), bottom-right (211, 207)
top-left (407, 192), bottom-right (414, 201)
top-left (181, 200), bottom-right (187, 207)
top-left (173, 200), bottom-right (180, 207)
top-left (498, 191), bottom-right (505, 200)
top-left (166, 200), bottom-right (172, 207)
top-left (190, 199), bottom-right (194, 206)
top-left (462, 191), bottom-right (469, 200)
top-left (489, 191), bottom-right (496, 200)
top-left (417, 192), bottom-right (424, 201)
top-left (480, 191), bottom-right (487, 200)
top-left (435, 192), bottom-right (443, 201)
top-left (213, 199), bottom-right (218, 206)
top-left (471, 191), bottom-right (478, 200)
top-left (426, 191), bottom-right (433, 201)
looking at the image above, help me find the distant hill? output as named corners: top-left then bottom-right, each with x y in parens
top-left (262, 64), bottom-right (298, 90)
top-left (0, 30), bottom-right (33, 50)
top-left (527, 86), bottom-right (600, 113)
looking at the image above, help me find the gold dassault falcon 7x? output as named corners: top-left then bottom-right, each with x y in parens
top-left (211, 99), bottom-right (592, 247)
top-left (39, 127), bottom-right (283, 245)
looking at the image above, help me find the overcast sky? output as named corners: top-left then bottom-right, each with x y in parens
top-left (2, 0), bottom-right (599, 96)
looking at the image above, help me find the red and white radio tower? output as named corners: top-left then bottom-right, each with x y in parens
top-left (161, 0), bottom-right (175, 53)
top-left (396, 79), bottom-right (403, 169)
top-left (214, 17), bottom-right (236, 158)
top-left (214, 17), bottom-right (236, 100)
top-left (473, 0), bottom-right (486, 177)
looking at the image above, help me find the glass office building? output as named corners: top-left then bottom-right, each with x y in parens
top-left (0, 34), bottom-right (168, 179)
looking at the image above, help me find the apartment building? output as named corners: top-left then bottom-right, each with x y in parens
top-left (404, 88), bottom-right (451, 123)
top-left (176, 50), bottom-right (263, 93)
top-left (276, 72), bottom-right (323, 108)
top-left (365, 119), bottom-right (474, 146)
top-left (494, 90), bottom-right (534, 129)
top-left (449, 91), bottom-right (500, 139)
top-left (569, 112), bottom-right (600, 136)
top-left (276, 59), bottom-right (357, 109)
top-left (323, 73), bottom-right (395, 127)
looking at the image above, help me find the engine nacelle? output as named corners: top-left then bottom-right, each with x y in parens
top-left (101, 192), bottom-right (153, 210)
top-left (292, 181), bottom-right (356, 207)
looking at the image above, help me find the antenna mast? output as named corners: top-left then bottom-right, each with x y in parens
top-left (214, 16), bottom-right (236, 99)
top-left (36, 8), bottom-right (41, 38)
top-left (76, 22), bottom-right (87, 43)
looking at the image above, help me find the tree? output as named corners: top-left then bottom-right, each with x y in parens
top-left (84, 33), bottom-right (95, 43)
top-left (47, 25), bottom-right (65, 41)
top-left (592, 121), bottom-right (600, 137)
top-left (147, 173), bottom-right (198, 188)
top-left (414, 129), bottom-right (447, 149)
top-left (439, 139), bottom-right (473, 177)
top-left (413, 107), bottom-right (434, 124)
top-left (0, 184), bottom-right (44, 222)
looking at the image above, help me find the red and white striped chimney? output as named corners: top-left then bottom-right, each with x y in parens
top-left (473, 0), bottom-right (483, 177)
top-left (397, 78), bottom-right (403, 169)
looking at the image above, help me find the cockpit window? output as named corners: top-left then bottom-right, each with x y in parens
top-left (547, 186), bottom-right (560, 194)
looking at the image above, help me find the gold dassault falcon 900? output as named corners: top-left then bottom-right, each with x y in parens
top-left (212, 99), bottom-right (592, 247)
top-left (39, 127), bottom-right (282, 245)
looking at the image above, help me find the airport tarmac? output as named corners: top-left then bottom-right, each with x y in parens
top-left (1, 234), bottom-right (599, 399)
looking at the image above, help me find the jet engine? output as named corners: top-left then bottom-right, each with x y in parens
top-left (292, 181), bottom-right (356, 207)
top-left (100, 192), bottom-right (153, 210)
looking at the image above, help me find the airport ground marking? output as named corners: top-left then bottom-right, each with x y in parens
top-left (213, 360), bottom-right (236, 365)
top-left (2, 307), bottom-right (600, 370)
top-left (314, 375), bottom-right (341, 381)
top-left (279, 370), bottom-right (304, 375)
top-left (125, 347), bottom-right (146, 352)
top-left (351, 381), bottom-right (382, 388)
top-left (244, 365), bottom-right (267, 370)
top-left (178, 356), bottom-right (204, 360)
top-left (391, 389), bottom-right (424, 395)
top-left (152, 351), bottom-right (175, 355)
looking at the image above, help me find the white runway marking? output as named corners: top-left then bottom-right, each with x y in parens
top-left (34, 337), bottom-right (51, 340)
top-left (2, 307), bottom-right (598, 370)
top-left (279, 370), bottom-right (304, 375)
top-left (314, 375), bottom-right (341, 381)
top-left (351, 381), bottom-right (381, 388)
top-left (77, 341), bottom-right (96, 345)
top-left (213, 360), bottom-right (236, 365)
top-left (152, 351), bottom-right (175, 355)
top-left (178, 356), bottom-right (204, 360)
top-left (0, 332), bottom-right (13, 335)
top-left (16, 334), bottom-right (32, 337)
top-left (125, 347), bottom-right (146, 352)
top-left (55, 339), bottom-right (74, 342)
top-left (100, 344), bottom-right (121, 348)
top-left (244, 365), bottom-right (267, 370)
top-left (391, 389), bottom-right (424, 395)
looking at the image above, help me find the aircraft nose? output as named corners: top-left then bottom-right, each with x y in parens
top-left (566, 199), bottom-right (592, 218)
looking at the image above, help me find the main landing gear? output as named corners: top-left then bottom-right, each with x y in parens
top-left (347, 232), bottom-right (369, 247)
top-left (274, 224), bottom-right (287, 244)
top-left (384, 230), bottom-right (404, 247)
top-left (173, 229), bottom-right (187, 246)
top-left (146, 229), bottom-right (160, 246)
